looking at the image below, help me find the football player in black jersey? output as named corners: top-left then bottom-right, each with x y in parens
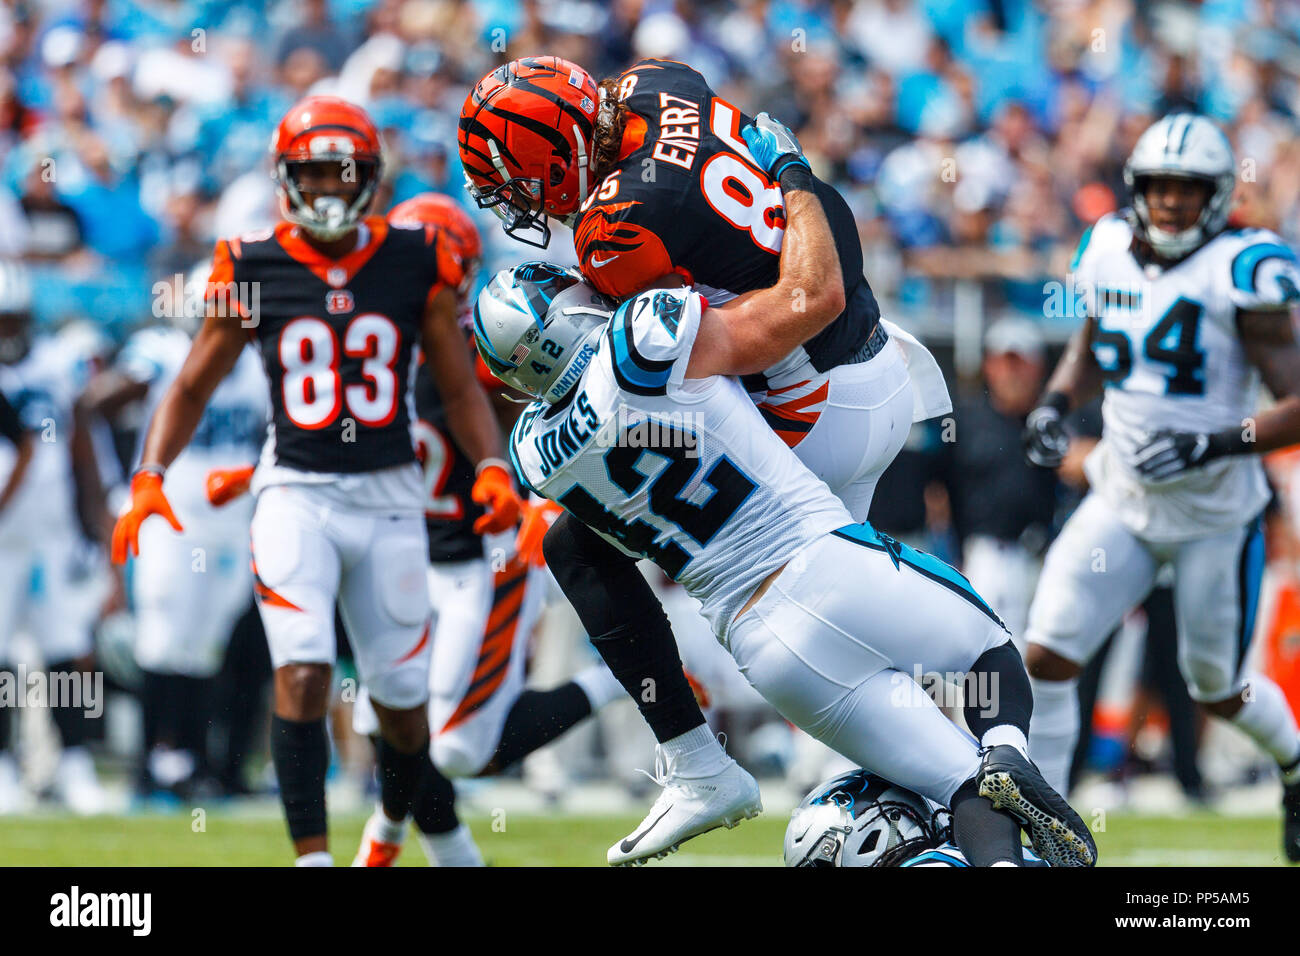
top-left (112, 97), bottom-right (522, 866)
top-left (339, 193), bottom-right (625, 866)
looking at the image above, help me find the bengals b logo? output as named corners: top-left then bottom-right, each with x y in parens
top-left (325, 290), bottom-right (354, 314)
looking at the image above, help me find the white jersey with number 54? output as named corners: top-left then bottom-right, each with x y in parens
top-left (509, 287), bottom-right (851, 638)
top-left (1074, 214), bottom-right (1300, 541)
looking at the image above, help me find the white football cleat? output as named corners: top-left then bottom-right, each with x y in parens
top-left (416, 823), bottom-right (485, 867)
top-left (352, 809), bottom-right (407, 867)
top-left (608, 747), bottom-right (762, 866)
top-left (55, 748), bottom-right (107, 816)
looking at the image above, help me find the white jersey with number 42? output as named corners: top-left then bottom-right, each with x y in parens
top-left (510, 287), bottom-right (851, 638)
top-left (1074, 213), bottom-right (1300, 541)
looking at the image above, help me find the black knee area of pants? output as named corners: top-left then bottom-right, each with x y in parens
top-left (270, 715), bottom-right (329, 842)
top-left (544, 514), bottom-right (705, 743)
top-left (485, 684), bottom-right (592, 774)
top-left (410, 749), bottom-right (460, 835)
top-left (376, 736), bottom-right (429, 823)
top-left (950, 775), bottom-right (1023, 866)
top-left (965, 640), bottom-right (1032, 740)
top-left (45, 659), bottom-right (90, 749)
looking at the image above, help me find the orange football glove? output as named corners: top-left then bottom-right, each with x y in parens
top-left (206, 464), bottom-right (256, 507)
top-left (471, 461), bottom-right (523, 535)
top-left (110, 470), bottom-right (183, 564)
top-left (684, 668), bottom-right (712, 710)
top-left (515, 498), bottom-right (563, 567)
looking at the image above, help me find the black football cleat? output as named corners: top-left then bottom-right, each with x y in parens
top-left (1283, 776), bottom-right (1300, 863)
top-left (978, 745), bottom-right (1097, 868)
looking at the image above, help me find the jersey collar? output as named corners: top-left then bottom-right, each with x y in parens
top-left (274, 216), bottom-right (389, 288)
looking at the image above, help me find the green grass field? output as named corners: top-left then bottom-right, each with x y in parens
top-left (0, 809), bottom-right (1291, 866)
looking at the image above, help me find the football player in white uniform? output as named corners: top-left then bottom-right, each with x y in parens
top-left (1021, 113), bottom-right (1300, 860)
top-left (472, 161), bottom-right (1097, 867)
top-left (80, 265), bottom-right (269, 798)
top-left (0, 262), bottom-right (113, 814)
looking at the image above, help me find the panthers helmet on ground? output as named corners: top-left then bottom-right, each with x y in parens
top-left (1123, 113), bottom-right (1235, 259)
top-left (471, 262), bottom-right (613, 403)
top-left (784, 770), bottom-right (940, 867)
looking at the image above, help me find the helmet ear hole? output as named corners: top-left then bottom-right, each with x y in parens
top-left (550, 165), bottom-right (565, 187)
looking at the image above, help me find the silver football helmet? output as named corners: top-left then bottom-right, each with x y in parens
top-left (1123, 113), bottom-right (1235, 259)
top-left (472, 261), bottom-right (614, 403)
top-left (784, 770), bottom-right (940, 867)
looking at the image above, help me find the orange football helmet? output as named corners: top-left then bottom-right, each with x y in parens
top-left (271, 96), bottom-right (384, 240)
top-left (458, 56), bottom-right (600, 248)
top-left (387, 192), bottom-right (483, 297)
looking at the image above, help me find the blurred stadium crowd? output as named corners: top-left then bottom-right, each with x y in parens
top-left (4, 0), bottom-right (1300, 331)
top-left (0, 0), bottom-right (1299, 816)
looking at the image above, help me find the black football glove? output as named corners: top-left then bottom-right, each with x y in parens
top-left (1023, 400), bottom-right (1071, 469)
top-left (1132, 429), bottom-right (1226, 481)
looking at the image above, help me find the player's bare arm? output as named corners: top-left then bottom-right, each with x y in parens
top-left (687, 186), bottom-right (844, 379)
top-left (69, 401), bottom-right (112, 544)
top-left (139, 308), bottom-right (247, 470)
top-left (1131, 309), bottom-right (1300, 482)
top-left (423, 285), bottom-right (521, 533)
top-left (1233, 308), bottom-right (1300, 451)
top-left (1023, 315), bottom-right (1104, 468)
top-left (111, 307), bottom-right (246, 561)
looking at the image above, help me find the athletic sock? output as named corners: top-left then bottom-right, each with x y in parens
top-left (369, 805), bottom-right (407, 842)
top-left (46, 659), bottom-right (90, 749)
top-left (410, 750), bottom-right (460, 835)
top-left (375, 736), bottom-right (428, 824)
top-left (294, 851), bottom-right (334, 867)
top-left (417, 823), bottom-right (484, 867)
top-left (1027, 676), bottom-right (1079, 796)
top-left (482, 684), bottom-right (592, 773)
top-left (269, 715), bottom-right (329, 843)
top-left (964, 641), bottom-right (1032, 741)
top-left (661, 722), bottom-right (728, 776)
top-left (572, 663), bottom-right (625, 710)
top-left (1228, 675), bottom-right (1300, 769)
top-left (950, 775), bottom-right (1023, 866)
top-left (981, 724), bottom-right (1029, 757)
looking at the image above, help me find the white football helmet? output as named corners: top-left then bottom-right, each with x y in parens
top-left (1123, 113), bottom-right (1235, 259)
top-left (784, 770), bottom-right (940, 867)
top-left (472, 261), bottom-right (614, 403)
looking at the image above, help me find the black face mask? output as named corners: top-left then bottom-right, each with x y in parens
top-left (470, 177), bottom-right (553, 249)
